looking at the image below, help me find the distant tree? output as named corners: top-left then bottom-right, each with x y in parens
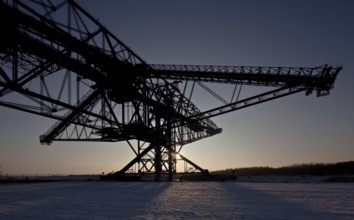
top-left (211, 161), bottom-right (354, 176)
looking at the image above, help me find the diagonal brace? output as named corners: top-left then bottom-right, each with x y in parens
top-left (40, 88), bottom-right (101, 144)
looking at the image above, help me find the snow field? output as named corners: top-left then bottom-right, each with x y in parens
top-left (0, 182), bottom-right (353, 219)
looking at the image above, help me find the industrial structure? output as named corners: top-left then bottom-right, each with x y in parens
top-left (0, 0), bottom-right (341, 181)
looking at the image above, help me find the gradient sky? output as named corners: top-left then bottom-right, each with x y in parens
top-left (1, 0), bottom-right (353, 175)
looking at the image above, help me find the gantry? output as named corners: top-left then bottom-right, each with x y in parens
top-left (0, 0), bottom-right (341, 181)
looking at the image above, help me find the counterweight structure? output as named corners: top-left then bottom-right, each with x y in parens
top-left (0, 0), bottom-right (341, 181)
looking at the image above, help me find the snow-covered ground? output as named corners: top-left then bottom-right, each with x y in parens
top-left (1, 181), bottom-right (353, 219)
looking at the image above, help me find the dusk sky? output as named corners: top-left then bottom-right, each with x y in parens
top-left (1, 0), bottom-right (353, 175)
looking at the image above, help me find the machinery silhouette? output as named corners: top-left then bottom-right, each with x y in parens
top-left (0, 0), bottom-right (341, 181)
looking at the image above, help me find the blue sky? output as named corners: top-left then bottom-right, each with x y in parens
top-left (0, 0), bottom-right (353, 175)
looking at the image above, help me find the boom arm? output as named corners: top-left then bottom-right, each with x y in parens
top-left (148, 64), bottom-right (341, 125)
top-left (149, 64), bottom-right (341, 97)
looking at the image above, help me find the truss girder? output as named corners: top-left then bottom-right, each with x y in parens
top-left (149, 64), bottom-right (341, 97)
top-left (40, 88), bottom-right (101, 144)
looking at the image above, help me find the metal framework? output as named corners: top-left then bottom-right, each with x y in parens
top-left (0, 0), bottom-right (341, 181)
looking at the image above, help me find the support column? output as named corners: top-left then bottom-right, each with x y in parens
top-left (154, 145), bottom-right (162, 181)
top-left (154, 114), bottom-right (162, 181)
top-left (167, 126), bottom-right (173, 181)
top-left (166, 94), bottom-right (173, 181)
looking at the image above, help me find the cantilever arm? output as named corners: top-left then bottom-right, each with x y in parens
top-left (149, 64), bottom-right (341, 96)
top-left (148, 64), bottom-right (342, 128)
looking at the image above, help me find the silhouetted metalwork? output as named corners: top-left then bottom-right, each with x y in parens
top-left (0, 0), bottom-right (341, 181)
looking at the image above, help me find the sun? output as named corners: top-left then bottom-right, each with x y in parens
top-left (175, 153), bottom-right (181, 160)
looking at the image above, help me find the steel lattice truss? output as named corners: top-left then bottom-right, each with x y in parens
top-left (0, 0), bottom-right (341, 180)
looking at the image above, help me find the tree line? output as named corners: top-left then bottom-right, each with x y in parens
top-left (212, 161), bottom-right (354, 176)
